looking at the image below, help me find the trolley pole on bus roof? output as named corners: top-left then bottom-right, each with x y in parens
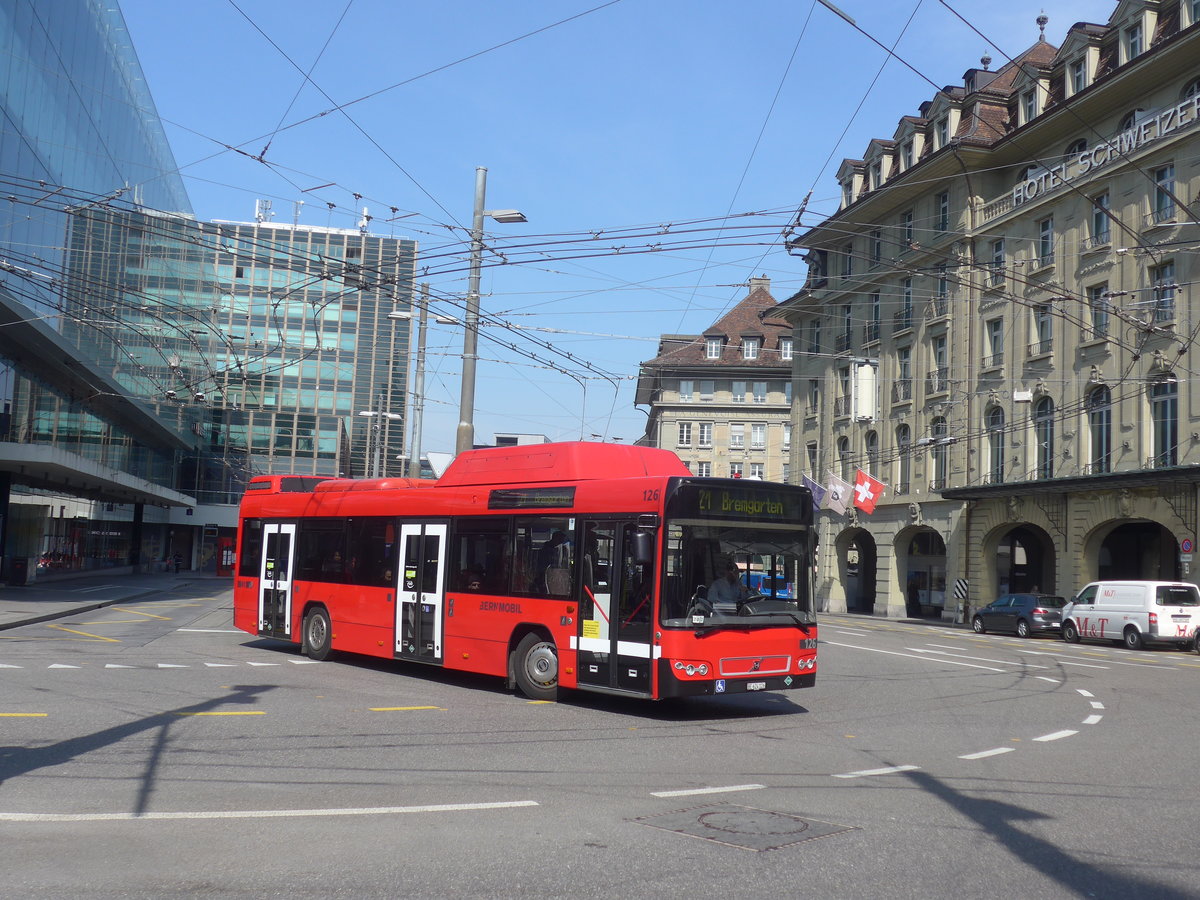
top-left (455, 166), bottom-right (527, 456)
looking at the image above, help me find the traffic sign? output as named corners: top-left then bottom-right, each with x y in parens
top-left (1182, 538), bottom-right (1194, 554)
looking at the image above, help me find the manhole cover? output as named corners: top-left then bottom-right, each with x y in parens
top-left (633, 803), bottom-right (857, 852)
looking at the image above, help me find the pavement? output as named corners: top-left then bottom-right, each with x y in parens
top-left (0, 571), bottom-right (232, 631)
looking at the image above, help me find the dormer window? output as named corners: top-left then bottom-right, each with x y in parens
top-left (1124, 21), bottom-right (1143, 62)
top-left (1190, 0), bottom-right (1200, 27)
top-left (742, 338), bottom-right (760, 360)
top-left (902, 140), bottom-right (914, 169)
top-left (935, 117), bottom-right (949, 148)
top-left (780, 338), bottom-right (793, 362)
top-left (870, 161), bottom-right (882, 190)
top-left (842, 182), bottom-right (853, 207)
top-left (1021, 90), bottom-right (1037, 124)
top-left (1069, 58), bottom-right (1087, 95)
top-left (705, 337), bottom-right (723, 359)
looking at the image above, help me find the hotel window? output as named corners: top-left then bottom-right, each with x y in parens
top-left (1033, 396), bottom-right (1055, 479)
top-left (1124, 21), bottom-right (1143, 61)
top-left (750, 463), bottom-right (765, 480)
top-left (1090, 193), bottom-right (1110, 246)
top-left (902, 140), bottom-right (914, 169)
top-left (698, 422), bottom-right (713, 448)
top-left (1153, 165), bottom-right (1175, 222)
top-left (1088, 386), bottom-right (1111, 474)
top-left (841, 245), bottom-right (853, 277)
top-left (679, 379), bottom-right (693, 402)
top-left (784, 381), bottom-right (792, 404)
top-left (1152, 261), bottom-right (1176, 322)
top-left (870, 229), bottom-right (882, 264)
top-left (781, 462), bottom-right (790, 483)
top-left (1151, 378), bottom-right (1178, 467)
top-left (1088, 284), bottom-right (1110, 339)
top-left (987, 407), bottom-right (1006, 484)
top-left (807, 379), bottom-right (820, 413)
top-left (677, 422), bottom-right (692, 447)
top-left (936, 265), bottom-right (948, 301)
top-left (742, 337), bottom-right (760, 360)
top-left (896, 425), bottom-right (911, 494)
top-left (732, 380), bottom-right (746, 403)
top-left (935, 191), bottom-right (949, 232)
top-left (806, 319), bottom-right (821, 354)
top-left (751, 423), bottom-right (766, 449)
top-left (806, 441), bottom-right (818, 473)
top-left (866, 430), bottom-right (879, 475)
top-left (780, 337), bottom-right (793, 361)
top-left (752, 382), bottom-right (767, 404)
top-left (1069, 58), bottom-right (1086, 95)
top-left (935, 117), bottom-right (948, 148)
top-left (705, 337), bottom-right (723, 359)
top-left (730, 424), bottom-right (745, 449)
top-left (868, 291), bottom-right (881, 341)
top-left (699, 380), bottom-right (715, 401)
top-left (902, 209), bottom-right (914, 246)
top-left (1022, 90), bottom-right (1037, 124)
top-left (990, 238), bottom-right (1005, 285)
top-left (985, 318), bottom-right (1004, 366)
top-left (1037, 216), bottom-right (1054, 266)
top-left (870, 161), bottom-right (882, 190)
top-left (838, 436), bottom-right (852, 480)
top-left (696, 461), bottom-right (711, 477)
top-left (1191, 0), bottom-right (1200, 27)
top-left (1032, 307), bottom-right (1051, 355)
top-left (783, 422), bottom-right (792, 450)
top-left (730, 462), bottom-right (744, 478)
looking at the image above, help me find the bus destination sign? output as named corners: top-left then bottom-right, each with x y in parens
top-left (488, 487), bottom-right (578, 510)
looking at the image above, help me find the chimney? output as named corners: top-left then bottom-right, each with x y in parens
top-left (748, 274), bottom-right (770, 294)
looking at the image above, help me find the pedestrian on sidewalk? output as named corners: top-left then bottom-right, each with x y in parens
top-left (173, 552), bottom-right (182, 574)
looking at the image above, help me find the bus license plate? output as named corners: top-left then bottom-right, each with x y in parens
top-left (747, 681), bottom-right (766, 691)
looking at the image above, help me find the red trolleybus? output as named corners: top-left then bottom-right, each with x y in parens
top-left (233, 442), bottom-right (817, 700)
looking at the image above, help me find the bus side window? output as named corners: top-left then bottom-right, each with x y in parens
top-left (514, 517), bottom-right (574, 597)
top-left (238, 519), bottom-right (264, 577)
top-left (451, 518), bottom-right (508, 593)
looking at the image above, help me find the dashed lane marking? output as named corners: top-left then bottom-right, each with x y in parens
top-left (833, 765), bottom-right (920, 779)
top-left (175, 711), bottom-right (265, 717)
top-left (369, 706), bottom-right (443, 712)
top-left (651, 784), bottom-right (766, 798)
top-left (1032, 730), bottom-right (1078, 742)
top-left (1083, 715), bottom-right (1103, 725)
top-left (959, 747), bottom-right (1015, 760)
top-left (0, 712), bottom-right (46, 717)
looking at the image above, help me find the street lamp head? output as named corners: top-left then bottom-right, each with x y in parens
top-left (485, 209), bottom-right (527, 224)
top-left (387, 307), bottom-right (412, 320)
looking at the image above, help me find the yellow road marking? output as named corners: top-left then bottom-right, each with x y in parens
top-left (369, 706), bottom-right (443, 711)
top-left (44, 624), bottom-right (120, 642)
top-left (175, 711), bottom-right (265, 717)
top-left (0, 712), bottom-right (47, 717)
top-left (109, 607), bottom-right (172, 620)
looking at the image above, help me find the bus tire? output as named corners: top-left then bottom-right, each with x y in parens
top-left (1123, 627), bottom-right (1144, 651)
top-left (303, 606), bottom-right (333, 661)
top-left (1062, 621), bottom-right (1080, 643)
top-left (513, 633), bottom-right (558, 701)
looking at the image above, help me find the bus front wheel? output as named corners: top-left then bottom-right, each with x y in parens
top-left (513, 633), bottom-right (558, 701)
top-left (303, 607), bottom-right (332, 661)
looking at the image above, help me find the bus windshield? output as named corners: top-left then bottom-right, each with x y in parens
top-left (660, 518), bottom-right (813, 628)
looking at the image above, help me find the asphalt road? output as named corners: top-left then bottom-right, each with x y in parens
top-left (2, 588), bottom-right (1197, 899)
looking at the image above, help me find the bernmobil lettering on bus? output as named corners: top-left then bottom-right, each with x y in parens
top-left (232, 442), bottom-right (819, 702)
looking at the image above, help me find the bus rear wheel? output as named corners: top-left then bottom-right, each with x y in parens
top-left (303, 607), bottom-right (332, 661)
top-left (513, 633), bottom-right (558, 701)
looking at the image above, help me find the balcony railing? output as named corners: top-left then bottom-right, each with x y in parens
top-left (1146, 205), bottom-right (1175, 227)
top-left (892, 379), bottom-right (912, 403)
top-left (1028, 338), bottom-right (1053, 356)
top-left (926, 367), bottom-right (950, 394)
top-left (833, 396), bottom-right (851, 417)
top-left (982, 352), bottom-right (1004, 369)
top-left (865, 321), bottom-right (880, 343)
top-left (926, 297), bottom-right (948, 321)
top-left (1153, 297), bottom-right (1176, 323)
top-left (1080, 233), bottom-right (1111, 253)
top-left (1032, 252), bottom-right (1055, 269)
top-left (893, 308), bottom-right (913, 333)
top-left (835, 331), bottom-right (852, 353)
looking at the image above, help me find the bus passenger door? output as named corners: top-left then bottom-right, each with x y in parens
top-left (576, 521), bottom-right (653, 694)
top-left (395, 522), bottom-right (447, 663)
top-left (258, 523), bottom-right (296, 638)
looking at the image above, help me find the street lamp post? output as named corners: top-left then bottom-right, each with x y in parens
top-left (407, 283), bottom-right (430, 478)
top-left (358, 396), bottom-right (401, 478)
top-left (456, 166), bottom-right (526, 456)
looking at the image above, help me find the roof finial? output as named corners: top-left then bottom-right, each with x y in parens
top-left (981, 50), bottom-right (992, 71)
top-left (1037, 10), bottom-right (1048, 42)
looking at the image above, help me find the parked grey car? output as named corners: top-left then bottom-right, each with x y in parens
top-left (972, 593), bottom-right (1066, 637)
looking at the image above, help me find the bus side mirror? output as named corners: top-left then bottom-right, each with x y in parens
top-left (633, 530), bottom-right (655, 566)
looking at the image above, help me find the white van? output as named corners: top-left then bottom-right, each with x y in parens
top-left (1062, 581), bottom-right (1200, 650)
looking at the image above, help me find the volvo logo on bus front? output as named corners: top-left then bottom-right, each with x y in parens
top-left (750, 659), bottom-right (762, 672)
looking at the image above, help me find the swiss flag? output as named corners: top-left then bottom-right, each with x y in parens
top-left (853, 469), bottom-right (886, 515)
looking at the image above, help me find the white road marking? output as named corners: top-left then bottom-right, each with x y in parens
top-left (47, 664), bottom-right (79, 669)
top-left (1083, 715), bottom-right (1103, 725)
top-left (908, 647), bottom-right (1047, 668)
top-left (833, 765), bottom-right (919, 779)
top-left (823, 642), bottom-right (1006, 671)
top-left (651, 784), bottom-right (765, 798)
top-left (1089, 701), bottom-right (1105, 709)
top-left (1076, 689), bottom-right (1094, 697)
top-left (0, 664), bottom-right (22, 669)
top-left (959, 747), bottom-right (1015, 760)
top-left (832, 629), bottom-right (870, 636)
top-left (157, 664), bottom-right (188, 668)
top-left (204, 663), bottom-right (237, 667)
top-left (289, 659), bottom-right (322, 664)
top-left (1036, 676), bottom-right (1060, 683)
top-left (0, 800), bottom-right (540, 822)
top-left (1032, 730), bottom-right (1078, 742)
top-left (177, 628), bottom-right (242, 634)
top-left (246, 662), bottom-right (280, 667)
top-left (104, 664), bottom-right (134, 669)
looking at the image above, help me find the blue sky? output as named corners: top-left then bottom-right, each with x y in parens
top-left (119, 0), bottom-right (1105, 453)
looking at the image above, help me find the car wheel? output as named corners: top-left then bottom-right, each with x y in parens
top-left (513, 632), bottom-right (558, 701)
top-left (1194, 630), bottom-right (1200, 655)
top-left (1063, 621), bottom-right (1080, 643)
top-left (303, 606), bottom-right (332, 661)
top-left (1123, 627), bottom-right (1144, 651)
top-left (1016, 619), bottom-right (1030, 638)
top-left (972, 616), bottom-right (985, 634)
